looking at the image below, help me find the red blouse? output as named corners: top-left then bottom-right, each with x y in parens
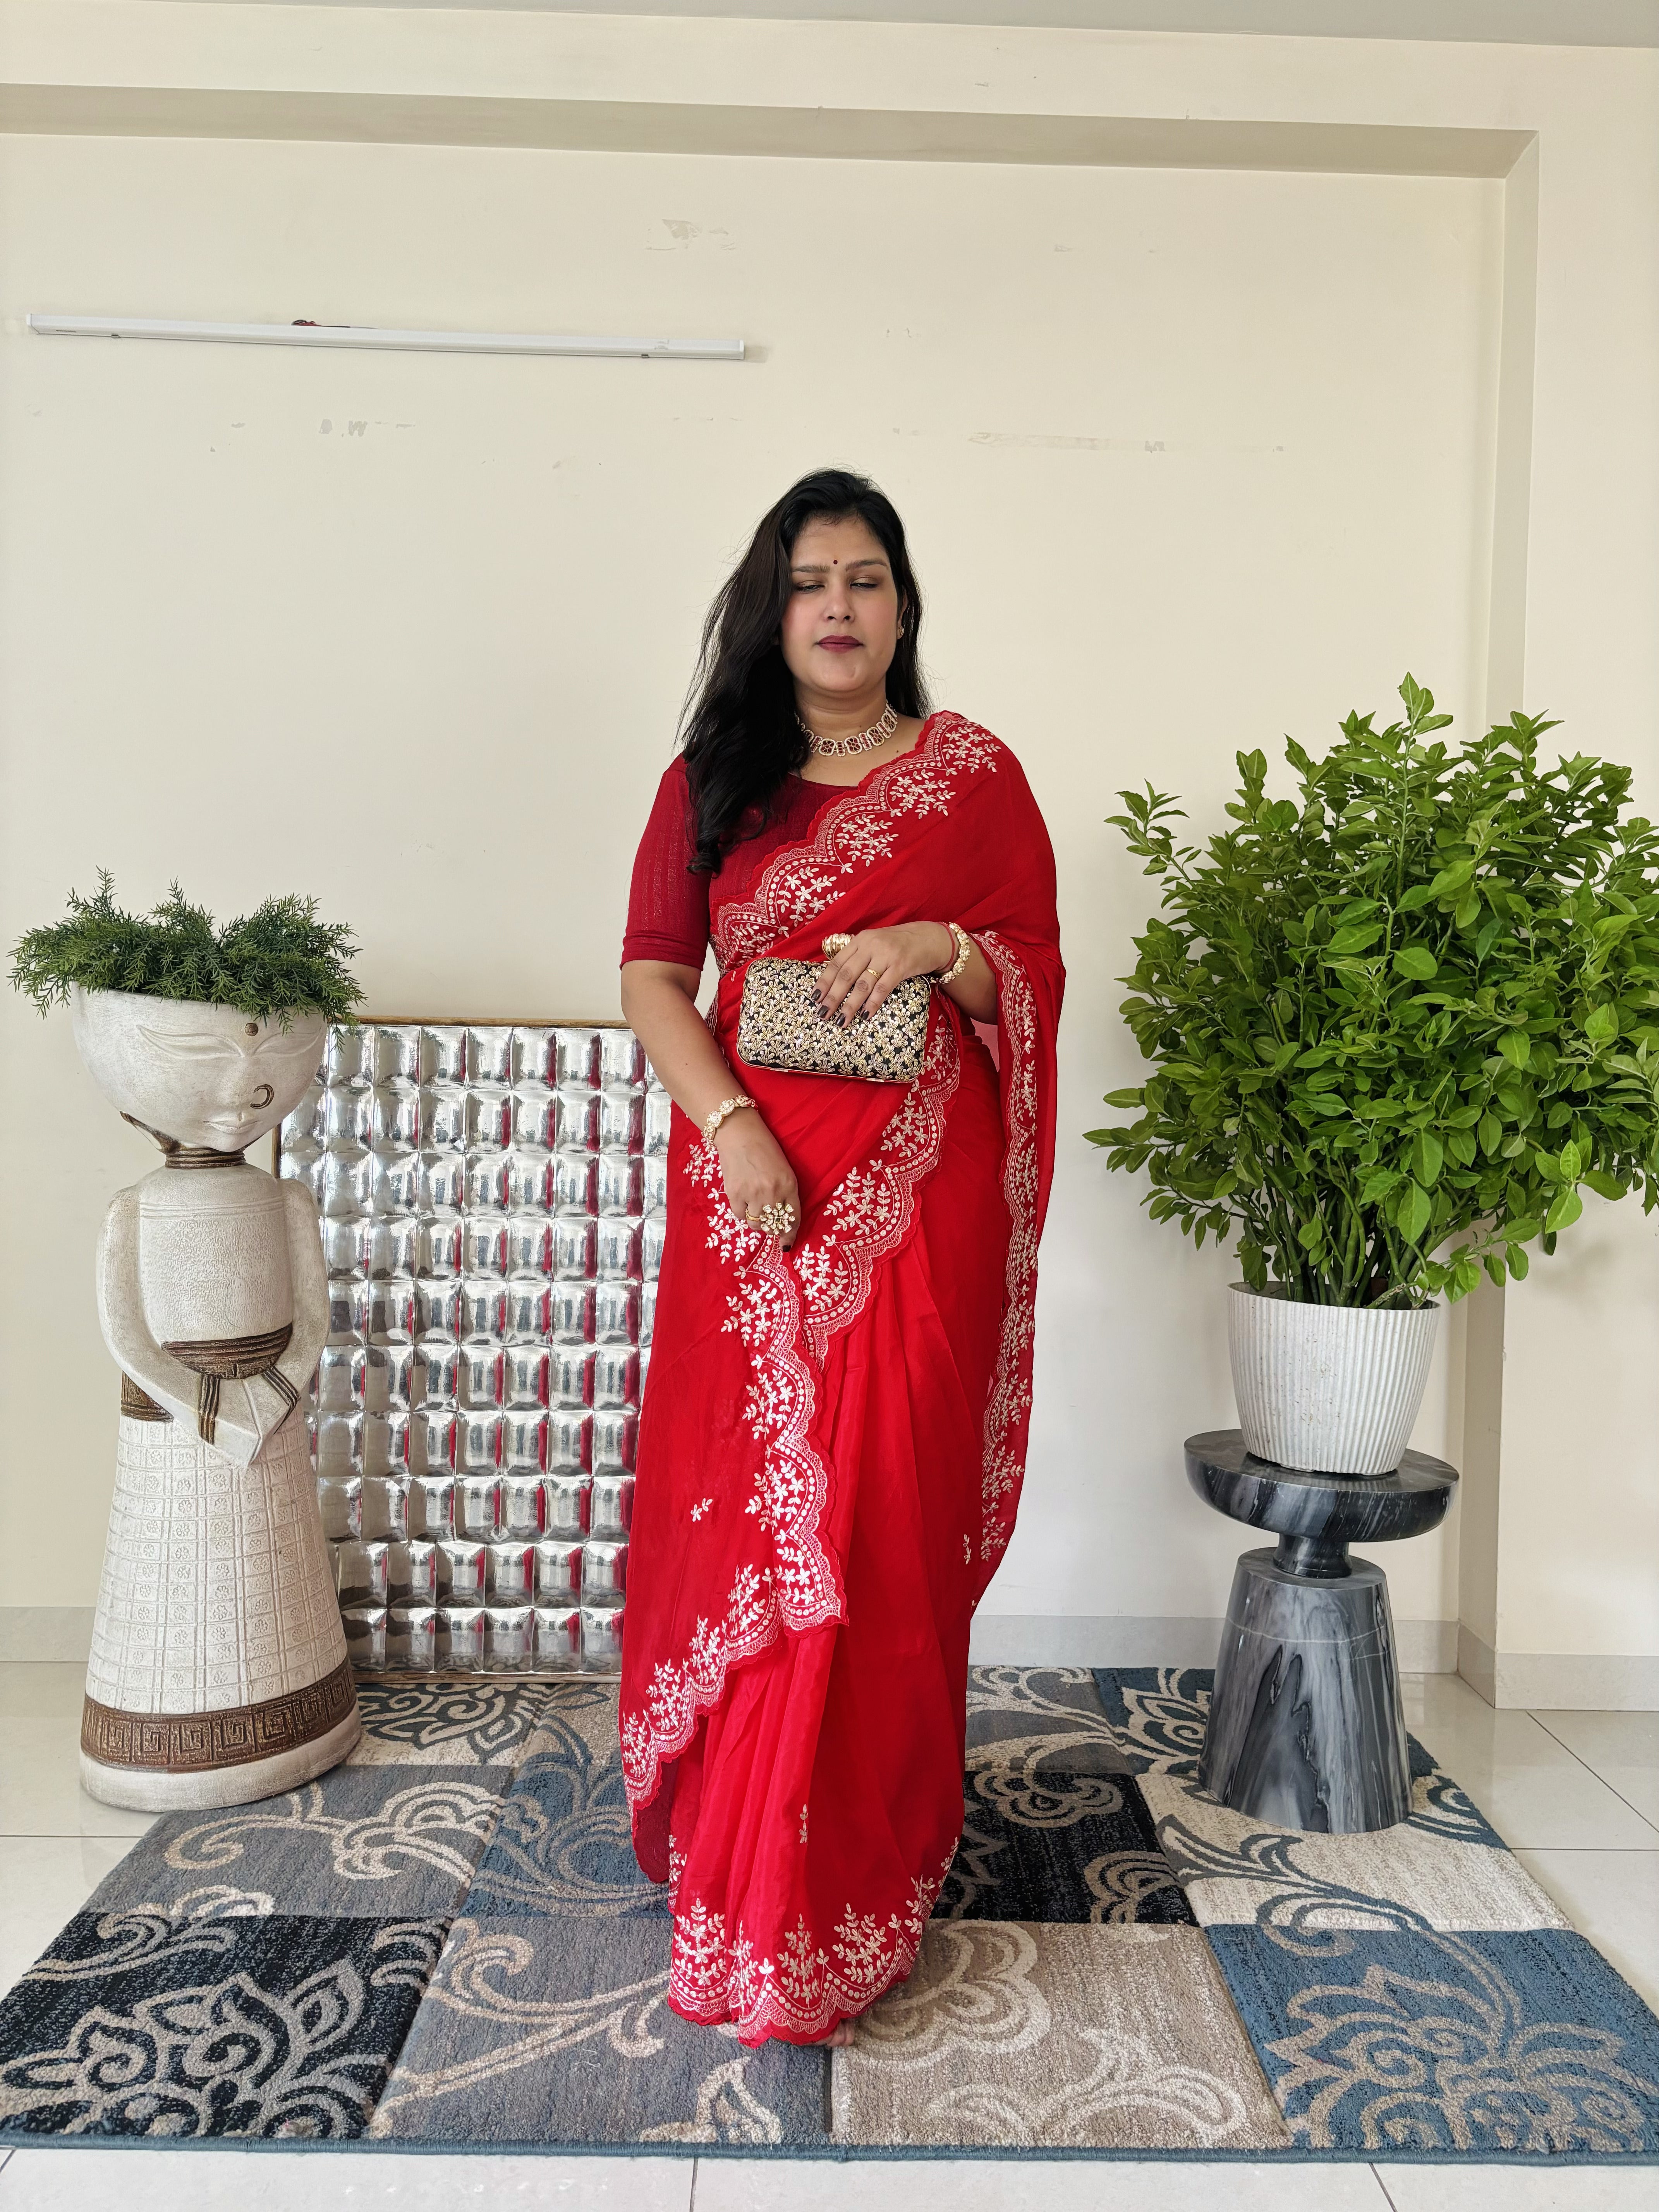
top-left (620, 758), bottom-right (838, 969)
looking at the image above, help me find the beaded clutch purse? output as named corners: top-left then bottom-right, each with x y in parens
top-left (736, 937), bottom-right (931, 1084)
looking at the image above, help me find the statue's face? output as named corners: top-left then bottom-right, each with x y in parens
top-left (71, 989), bottom-right (327, 1155)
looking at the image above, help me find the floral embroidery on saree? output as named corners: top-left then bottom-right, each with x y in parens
top-left (619, 1018), bottom-right (962, 1813)
top-left (621, 1551), bottom-right (784, 1812)
top-left (976, 928), bottom-right (1046, 1566)
top-left (618, 1169), bottom-right (836, 1811)
top-left (791, 1008), bottom-right (961, 1364)
top-left (669, 1848), bottom-right (957, 2043)
top-left (710, 712), bottom-right (1002, 972)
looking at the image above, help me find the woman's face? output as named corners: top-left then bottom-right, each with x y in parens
top-left (779, 514), bottom-right (903, 704)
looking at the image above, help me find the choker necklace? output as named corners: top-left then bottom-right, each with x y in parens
top-left (795, 702), bottom-right (898, 758)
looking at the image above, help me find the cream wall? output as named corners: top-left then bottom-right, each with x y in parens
top-left (1, 5), bottom-right (1655, 1695)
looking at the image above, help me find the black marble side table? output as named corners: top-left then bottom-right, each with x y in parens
top-left (1185, 1429), bottom-right (1458, 1835)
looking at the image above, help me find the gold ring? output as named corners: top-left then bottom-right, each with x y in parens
top-left (863, 967), bottom-right (880, 981)
top-left (759, 1201), bottom-right (797, 1237)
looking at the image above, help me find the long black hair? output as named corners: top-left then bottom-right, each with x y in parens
top-left (679, 468), bottom-right (929, 873)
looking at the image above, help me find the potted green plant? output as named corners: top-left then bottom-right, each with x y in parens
top-left (1089, 677), bottom-right (1659, 1475)
top-left (10, 878), bottom-right (364, 1808)
top-left (11, 872), bottom-right (362, 1032)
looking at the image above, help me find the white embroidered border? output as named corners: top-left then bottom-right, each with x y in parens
top-left (620, 1175), bottom-right (838, 1813)
top-left (791, 1010), bottom-right (961, 1365)
top-left (711, 712), bottom-right (1002, 972)
top-left (620, 1551), bottom-right (781, 1815)
top-left (975, 929), bottom-right (1044, 1565)
top-left (619, 1018), bottom-right (964, 1814)
top-left (669, 1845), bottom-right (957, 2042)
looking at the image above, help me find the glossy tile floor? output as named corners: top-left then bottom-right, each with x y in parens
top-left (0, 1666), bottom-right (1653, 2210)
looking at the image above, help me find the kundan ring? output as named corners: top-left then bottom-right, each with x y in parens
top-left (748, 1201), bottom-right (797, 1238)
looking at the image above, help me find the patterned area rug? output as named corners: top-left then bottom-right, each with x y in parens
top-left (2, 1666), bottom-right (1657, 2161)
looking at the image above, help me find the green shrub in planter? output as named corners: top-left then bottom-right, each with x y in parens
top-left (1088, 677), bottom-right (1659, 1307)
top-left (10, 873), bottom-right (361, 1027)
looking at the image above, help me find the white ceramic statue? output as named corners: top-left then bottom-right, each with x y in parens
top-left (71, 986), bottom-right (360, 1809)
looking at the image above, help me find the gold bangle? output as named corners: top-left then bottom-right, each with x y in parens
top-left (935, 923), bottom-right (972, 986)
top-left (702, 1093), bottom-right (756, 1151)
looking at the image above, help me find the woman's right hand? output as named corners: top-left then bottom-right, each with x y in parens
top-left (714, 1109), bottom-right (803, 1249)
top-left (618, 962), bottom-right (804, 1245)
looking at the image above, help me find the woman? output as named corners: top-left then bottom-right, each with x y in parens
top-left (618, 467), bottom-right (1063, 2047)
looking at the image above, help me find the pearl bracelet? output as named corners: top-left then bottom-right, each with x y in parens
top-left (935, 922), bottom-right (973, 986)
top-left (702, 1093), bottom-right (756, 1151)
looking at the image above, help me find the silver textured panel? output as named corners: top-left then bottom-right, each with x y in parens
top-left (389, 1604), bottom-right (437, 1672)
top-left (535, 1605), bottom-right (583, 1669)
top-left (279, 1022), bottom-right (661, 1678)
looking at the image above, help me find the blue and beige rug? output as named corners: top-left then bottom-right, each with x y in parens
top-left (1, 1666), bottom-right (1656, 2160)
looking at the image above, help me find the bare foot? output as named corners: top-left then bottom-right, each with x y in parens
top-left (826, 2020), bottom-right (856, 2048)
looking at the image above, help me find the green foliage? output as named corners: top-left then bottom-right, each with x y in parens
top-left (9, 874), bottom-right (362, 1027)
top-left (1086, 677), bottom-right (1659, 1307)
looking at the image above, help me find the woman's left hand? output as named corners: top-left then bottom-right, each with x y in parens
top-left (816, 924), bottom-right (956, 1025)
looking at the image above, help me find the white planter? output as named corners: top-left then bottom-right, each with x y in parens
top-left (1227, 1283), bottom-right (1440, 1477)
top-left (71, 986), bottom-right (327, 1157)
top-left (67, 988), bottom-right (357, 1809)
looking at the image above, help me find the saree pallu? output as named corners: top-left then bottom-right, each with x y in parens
top-left (620, 711), bottom-right (1064, 2045)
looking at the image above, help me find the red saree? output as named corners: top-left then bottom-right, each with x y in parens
top-left (620, 710), bottom-right (1064, 2045)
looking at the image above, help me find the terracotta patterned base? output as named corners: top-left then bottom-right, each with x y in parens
top-left (81, 1654), bottom-right (358, 1773)
top-left (79, 1706), bottom-right (364, 1814)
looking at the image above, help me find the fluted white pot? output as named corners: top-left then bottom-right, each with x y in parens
top-left (1227, 1283), bottom-right (1440, 1477)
